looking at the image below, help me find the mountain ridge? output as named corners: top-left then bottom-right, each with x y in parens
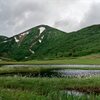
top-left (0, 24), bottom-right (100, 61)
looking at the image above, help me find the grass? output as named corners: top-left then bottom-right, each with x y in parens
top-left (27, 58), bottom-right (100, 65)
top-left (1, 54), bottom-right (100, 65)
top-left (0, 64), bottom-right (100, 99)
top-left (0, 66), bottom-right (59, 75)
top-left (0, 76), bottom-right (100, 99)
top-left (0, 88), bottom-right (99, 100)
top-left (0, 88), bottom-right (93, 100)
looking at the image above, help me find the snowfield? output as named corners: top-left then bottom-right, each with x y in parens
top-left (14, 37), bottom-right (19, 43)
top-left (39, 27), bottom-right (46, 35)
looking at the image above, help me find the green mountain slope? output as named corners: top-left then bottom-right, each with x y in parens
top-left (0, 25), bottom-right (66, 60)
top-left (0, 36), bottom-right (8, 43)
top-left (0, 24), bottom-right (100, 61)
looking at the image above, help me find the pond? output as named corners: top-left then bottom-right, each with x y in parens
top-left (52, 69), bottom-right (100, 77)
top-left (1, 64), bottom-right (100, 77)
top-left (1, 69), bottom-right (100, 78)
top-left (0, 64), bottom-right (100, 68)
top-left (1, 64), bottom-right (100, 68)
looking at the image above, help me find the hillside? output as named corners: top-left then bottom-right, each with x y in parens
top-left (0, 36), bottom-right (8, 43)
top-left (0, 24), bottom-right (100, 61)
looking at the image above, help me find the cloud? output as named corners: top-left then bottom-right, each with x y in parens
top-left (0, 0), bottom-right (100, 37)
top-left (54, 0), bottom-right (93, 32)
top-left (80, 3), bottom-right (100, 28)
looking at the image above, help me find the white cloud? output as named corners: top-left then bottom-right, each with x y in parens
top-left (80, 2), bottom-right (100, 28)
top-left (0, 0), bottom-right (100, 37)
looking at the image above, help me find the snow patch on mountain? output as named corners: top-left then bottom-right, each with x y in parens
top-left (14, 37), bottom-right (19, 43)
top-left (41, 35), bottom-right (44, 39)
top-left (29, 49), bottom-right (35, 54)
top-left (19, 31), bottom-right (29, 37)
top-left (39, 39), bottom-right (42, 43)
top-left (0, 40), bottom-right (7, 44)
top-left (39, 27), bottom-right (46, 35)
top-left (22, 31), bottom-right (29, 35)
top-left (25, 57), bottom-right (28, 59)
top-left (3, 41), bottom-right (7, 43)
top-left (26, 31), bottom-right (29, 35)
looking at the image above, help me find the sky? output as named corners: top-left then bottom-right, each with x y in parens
top-left (0, 0), bottom-right (100, 37)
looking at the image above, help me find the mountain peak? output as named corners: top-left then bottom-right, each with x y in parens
top-left (36, 24), bottom-right (50, 27)
top-left (1, 24), bottom-right (100, 61)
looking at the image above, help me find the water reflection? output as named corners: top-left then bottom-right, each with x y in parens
top-left (1, 69), bottom-right (100, 78)
top-left (53, 70), bottom-right (100, 77)
top-left (2, 64), bottom-right (100, 68)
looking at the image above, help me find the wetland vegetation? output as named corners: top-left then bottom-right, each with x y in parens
top-left (0, 64), bottom-right (100, 99)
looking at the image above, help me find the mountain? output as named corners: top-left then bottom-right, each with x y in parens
top-left (0, 24), bottom-right (100, 61)
top-left (0, 36), bottom-right (8, 43)
top-left (0, 25), bottom-right (66, 61)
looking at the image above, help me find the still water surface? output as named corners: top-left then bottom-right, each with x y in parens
top-left (1, 64), bottom-right (100, 77)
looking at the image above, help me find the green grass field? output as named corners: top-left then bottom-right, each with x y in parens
top-left (0, 76), bottom-right (100, 100)
top-left (1, 56), bottom-right (100, 65)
